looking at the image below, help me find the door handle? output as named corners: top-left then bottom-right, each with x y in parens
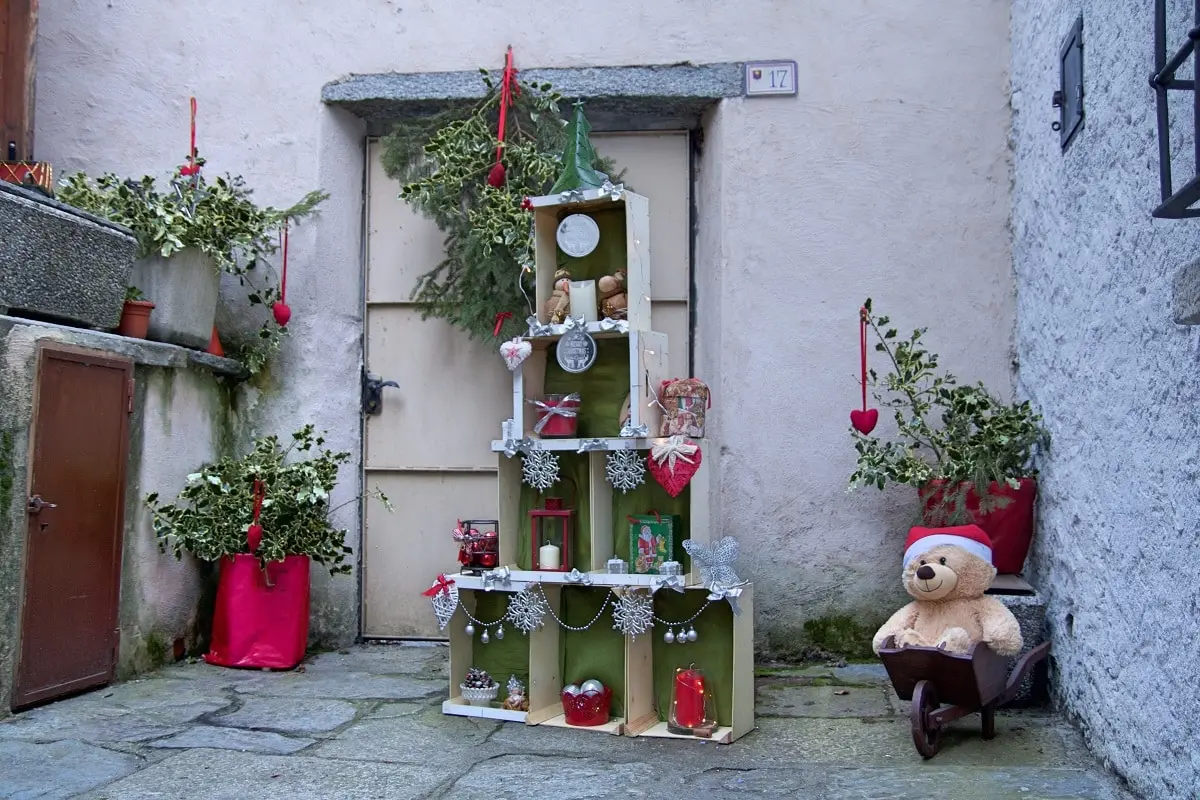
top-left (27, 495), bottom-right (57, 514)
top-left (362, 372), bottom-right (399, 416)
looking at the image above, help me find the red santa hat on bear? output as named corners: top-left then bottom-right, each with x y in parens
top-left (903, 525), bottom-right (993, 569)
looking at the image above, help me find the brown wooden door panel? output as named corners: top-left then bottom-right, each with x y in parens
top-left (13, 345), bottom-right (131, 709)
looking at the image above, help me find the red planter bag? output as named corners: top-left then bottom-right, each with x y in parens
top-left (204, 554), bottom-right (310, 670)
top-left (919, 478), bottom-right (1038, 574)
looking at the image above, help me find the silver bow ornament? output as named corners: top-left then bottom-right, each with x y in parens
top-left (564, 568), bottom-right (593, 585)
top-left (576, 438), bottom-right (607, 453)
top-left (599, 179), bottom-right (625, 202)
top-left (651, 436), bottom-right (699, 473)
top-left (650, 574), bottom-right (685, 594)
top-left (525, 315), bottom-right (555, 338)
top-left (707, 583), bottom-right (749, 616)
top-left (597, 317), bottom-right (629, 334)
top-left (530, 393), bottom-right (580, 435)
top-left (559, 188), bottom-right (585, 203)
top-left (481, 566), bottom-right (512, 591)
top-left (620, 421), bottom-right (649, 438)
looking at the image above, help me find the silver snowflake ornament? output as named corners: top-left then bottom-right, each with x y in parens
top-left (522, 450), bottom-right (560, 490)
top-left (683, 536), bottom-right (741, 591)
top-left (611, 589), bottom-right (655, 640)
top-left (605, 450), bottom-right (646, 493)
top-left (506, 586), bottom-right (548, 634)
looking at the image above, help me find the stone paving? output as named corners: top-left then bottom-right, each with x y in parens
top-left (0, 643), bottom-right (1137, 799)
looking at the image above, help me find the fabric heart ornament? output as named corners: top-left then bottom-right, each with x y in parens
top-left (648, 436), bottom-right (702, 497)
top-left (500, 337), bottom-right (532, 371)
top-left (850, 408), bottom-right (878, 435)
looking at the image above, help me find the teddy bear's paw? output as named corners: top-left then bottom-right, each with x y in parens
top-left (936, 627), bottom-right (972, 653)
top-left (895, 629), bottom-right (927, 649)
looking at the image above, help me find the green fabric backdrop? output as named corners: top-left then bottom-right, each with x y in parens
top-left (652, 591), bottom-right (734, 726)
top-left (559, 586), bottom-right (626, 714)
top-left (516, 453), bottom-right (590, 571)
top-left (555, 206), bottom-right (627, 282)
top-left (468, 591), bottom-right (530, 699)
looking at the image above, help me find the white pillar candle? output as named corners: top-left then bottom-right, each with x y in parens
top-left (539, 543), bottom-right (561, 570)
top-left (568, 280), bottom-right (598, 323)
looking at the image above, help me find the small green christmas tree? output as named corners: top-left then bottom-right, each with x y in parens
top-left (550, 101), bottom-right (608, 194)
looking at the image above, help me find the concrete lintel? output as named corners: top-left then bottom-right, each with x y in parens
top-left (1172, 255), bottom-right (1200, 325)
top-left (0, 316), bottom-right (247, 378)
top-left (322, 62), bottom-right (743, 133)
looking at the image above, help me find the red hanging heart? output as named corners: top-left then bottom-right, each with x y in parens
top-left (647, 441), bottom-right (702, 497)
top-left (247, 523), bottom-right (263, 552)
top-left (850, 408), bottom-right (878, 435)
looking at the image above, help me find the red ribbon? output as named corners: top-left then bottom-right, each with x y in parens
top-left (422, 573), bottom-right (456, 597)
top-left (251, 479), bottom-right (265, 521)
top-left (280, 222), bottom-right (289, 303)
top-left (493, 311), bottom-right (512, 337)
top-left (180, 97), bottom-right (200, 177)
top-left (495, 46), bottom-right (517, 164)
top-left (859, 306), bottom-right (869, 412)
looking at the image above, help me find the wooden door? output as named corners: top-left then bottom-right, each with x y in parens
top-left (362, 132), bottom-right (692, 638)
top-left (12, 345), bottom-right (132, 709)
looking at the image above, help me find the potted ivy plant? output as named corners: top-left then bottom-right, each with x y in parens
top-left (146, 424), bottom-right (391, 669)
top-left (58, 157), bottom-right (325, 361)
top-left (848, 299), bottom-right (1049, 574)
top-left (116, 286), bottom-right (155, 339)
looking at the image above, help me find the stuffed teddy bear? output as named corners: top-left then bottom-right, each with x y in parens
top-left (598, 269), bottom-right (627, 320)
top-left (545, 269), bottom-right (572, 324)
top-left (872, 525), bottom-right (1022, 657)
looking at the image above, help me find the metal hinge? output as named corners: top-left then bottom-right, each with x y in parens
top-left (126, 378), bottom-right (134, 413)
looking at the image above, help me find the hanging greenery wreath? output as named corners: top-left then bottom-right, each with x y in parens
top-left (378, 62), bottom-right (620, 342)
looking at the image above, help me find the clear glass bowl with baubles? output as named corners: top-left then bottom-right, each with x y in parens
top-left (460, 667), bottom-right (500, 706)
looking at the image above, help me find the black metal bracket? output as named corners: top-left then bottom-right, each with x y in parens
top-left (362, 372), bottom-right (398, 416)
top-left (1151, 0), bottom-right (1200, 218)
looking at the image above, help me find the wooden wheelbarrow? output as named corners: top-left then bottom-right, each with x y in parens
top-left (878, 637), bottom-right (1051, 758)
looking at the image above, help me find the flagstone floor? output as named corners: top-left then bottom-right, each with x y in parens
top-left (0, 643), bottom-right (1136, 799)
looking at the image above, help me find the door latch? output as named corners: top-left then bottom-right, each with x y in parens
top-left (26, 495), bottom-right (57, 514)
top-left (362, 372), bottom-right (399, 416)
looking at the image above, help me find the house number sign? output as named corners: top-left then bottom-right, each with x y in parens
top-left (556, 327), bottom-right (598, 373)
top-left (744, 60), bottom-right (798, 97)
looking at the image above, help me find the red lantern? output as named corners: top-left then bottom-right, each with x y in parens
top-left (668, 665), bottom-right (718, 737)
top-left (455, 519), bottom-right (499, 572)
top-left (530, 498), bottom-right (572, 572)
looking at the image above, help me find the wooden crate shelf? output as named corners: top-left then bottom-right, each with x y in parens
top-left (502, 328), bottom-right (668, 445)
top-left (442, 583), bottom-right (752, 743)
top-left (529, 188), bottom-right (651, 332)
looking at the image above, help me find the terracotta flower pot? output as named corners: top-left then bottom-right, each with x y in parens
top-left (918, 478), bottom-right (1038, 574)
top-left (116, 299), bottom-right (155, 339)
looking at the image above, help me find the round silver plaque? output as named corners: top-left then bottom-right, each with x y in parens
top-left (556, 327), bottom-right (598, 373)
top-left (556, 213), bottom-right (600, 258)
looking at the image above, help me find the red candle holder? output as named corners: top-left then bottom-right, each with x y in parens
top-left (561, 686), bottom-right (612, 726)
top-left (668, 665), bottom-right (718, 737)
top-left (533, 393), bottom-right (580, 438)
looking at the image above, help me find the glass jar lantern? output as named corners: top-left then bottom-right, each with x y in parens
top-left (530, 498), bottom-right (572, 572)
top-left (667, 665), bottom-right (718, 738)
top-left (455, 520), bottom-right (499, 572)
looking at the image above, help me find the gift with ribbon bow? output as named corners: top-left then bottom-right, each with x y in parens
top-left (530, 393), bottom-right (580, 437)
top-left (647, 436), bottom-right (702, 497)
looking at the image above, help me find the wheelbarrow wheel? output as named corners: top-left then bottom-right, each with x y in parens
top-left (909, 679), bottom-right (942, 758)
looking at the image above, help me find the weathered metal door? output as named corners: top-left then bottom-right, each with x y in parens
top-left (362, 132), bottom-right (692, 638)
top-left (13, 345), bottom-right (132, 708)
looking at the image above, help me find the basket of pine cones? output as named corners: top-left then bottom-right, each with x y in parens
top-left (460, 667), bottom-right (500, 706)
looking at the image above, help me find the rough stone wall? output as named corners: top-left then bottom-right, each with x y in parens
top-left (33, 0), bottom-right (1015, 654)
top-left (1011, 1), bottom-right (1200, 797)
top-left (0, 318), bottom-right (250, 713)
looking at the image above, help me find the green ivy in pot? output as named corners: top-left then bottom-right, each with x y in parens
top-left (58, 157), bottom-right (327, 374)
top-left (146, 424), bottom-right (392, 575)
top-left (848, 298), bottom-right (1049, 523)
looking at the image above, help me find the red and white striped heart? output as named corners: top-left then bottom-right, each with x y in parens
top-left (500, 337), bottom-right (532, 371)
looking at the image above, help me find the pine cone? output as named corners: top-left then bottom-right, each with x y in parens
top-left (464, 667), bottom-right (495, 689)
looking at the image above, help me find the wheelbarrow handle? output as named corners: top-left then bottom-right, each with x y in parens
top-left (1000, 641), bottom-right (1051, 704)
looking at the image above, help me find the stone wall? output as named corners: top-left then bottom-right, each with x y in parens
top-left (32, 0), bottom-right (1017, 655)
top-left (1011, 1), bottom-right (1200, 797)
top-left (0, 318), bottom-right (252, 713)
